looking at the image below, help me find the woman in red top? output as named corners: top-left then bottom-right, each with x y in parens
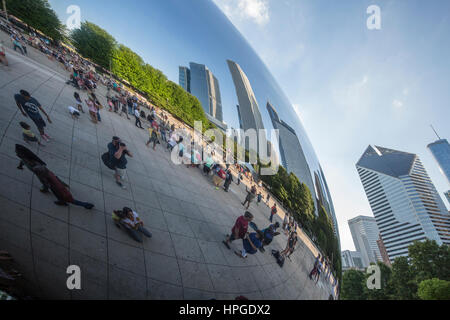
top-left (223, 211), bottom-right (253, 249)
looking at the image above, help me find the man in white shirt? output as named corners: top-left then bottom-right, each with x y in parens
top-left (134, 107), bottom-right (144, 129)
top-left (68, 106), bottom-right (80, 119)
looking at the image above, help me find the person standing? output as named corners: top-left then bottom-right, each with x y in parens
top-left (269, 203), bottom-right (277, 223)
top-left (86, 97), bottom-right (98, 124)
top-left (107, 137), bottom-right (133, 189)
top-left (14, 90), bottom-right (52, 142)
top-left (223, 211), bottom-right (253, 249)
top-left (242, 185), bottom-right (257, 210)
top-left (223, 169), bottom-right (233, 192)
top-left (134, 107), bottom-right (144, 129)
top-left (0, 40), bottom-right (9, 66)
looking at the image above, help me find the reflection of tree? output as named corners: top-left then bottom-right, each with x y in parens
top-left (260, 166), bottom-right (342, 281)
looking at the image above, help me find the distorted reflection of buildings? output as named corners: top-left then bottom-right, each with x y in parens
top-left (179, 62), bottom-right (224, 124)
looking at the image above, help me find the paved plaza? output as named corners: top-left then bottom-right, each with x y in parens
top-left (0, 40), bottom-right (335, 299)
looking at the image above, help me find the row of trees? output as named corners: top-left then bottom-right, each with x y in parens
top-left (5, 0), bottom-right (64, 42)
top-left (70, 22), bottom-right (211, 131)
top-left (260, 166), bottom-right (342, 283)
top-left (341, 240), bottom-right (450, 300)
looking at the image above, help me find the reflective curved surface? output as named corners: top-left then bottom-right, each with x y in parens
top-left (52, 0), bottom-right (339, 239)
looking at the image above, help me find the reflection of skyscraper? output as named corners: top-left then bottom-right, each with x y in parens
top-left (341, 250), bottom-right (364, 270)
top-left (179, 66), bottom-right (190, 92)
top-left (348, 215), bottom-right (382, 268)
top-left (227, 60), bottom-right (265, 134)
top-left (356, 145), bottom-right (450, 261)
top-left (427, 138), bottom-right (450, 185)
top-left (445, 190), bottom-right (450, 206)
top-left (178, 62), bottom-right (223, 121)
top-left (266, 101), bottom-right (316, 214)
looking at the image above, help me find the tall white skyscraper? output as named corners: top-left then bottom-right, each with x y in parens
top-left (356, 145), bottom-right (450, 262)
top-left (348, 215), bottom-right (382, 267)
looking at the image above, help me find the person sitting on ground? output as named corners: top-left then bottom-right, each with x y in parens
top-left (203, 153), bottom-right (214, 176)
top-left (113, 207), bottom-right (152, 243)
top-left (242, 185), bottom-right (257, 210)
top-left (223, 211), bottom-right (253, 249)
top-left (68, 106), bottom-right (81, 119)
top-left (235, 230), bottom-right (264, 259)
top-left (261, 222), bottom-right (281, 250)
top-left (212, 165), bottom-right (226, 190)
top-left (19, 122), bottom-right (43, 146)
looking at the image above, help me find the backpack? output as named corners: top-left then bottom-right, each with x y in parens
top-left (101, 152), bottom-right (116, 170)
top-left (263, 229), bottom-right (274, 245)
top-left (272, 250), bottom-right (285, 268)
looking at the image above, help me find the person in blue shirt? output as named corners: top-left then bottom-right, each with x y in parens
top-left (235, 231), bottom-right (264, 259)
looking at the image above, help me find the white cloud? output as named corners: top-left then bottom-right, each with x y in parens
top-left (392, 99), bottom-right (403, 108)
top-left (213, 0), bottom-right (270, 26)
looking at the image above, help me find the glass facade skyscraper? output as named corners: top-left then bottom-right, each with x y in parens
top-left (357, 145), bottom-right (450, 261)
top-left (427, 139), bottom-right (450, 185)
top-left (348, 215), bottom-right (382, 267)
top-left (178, 63), bottom-right (223, 122)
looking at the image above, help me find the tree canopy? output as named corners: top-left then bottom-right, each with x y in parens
top-left (340, 240), bottom-right (450, 300)
top-left (5, 0), bottom-right (63, 41)
top-left (71, 22), bottom-right (117, 69)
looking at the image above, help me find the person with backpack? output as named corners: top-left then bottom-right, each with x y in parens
top-left (260, 222), bottom-right (280, 251)
top-left (269, 203), bottom-right (278, 222)
top-left (106, 137), bottom-right (133, 189)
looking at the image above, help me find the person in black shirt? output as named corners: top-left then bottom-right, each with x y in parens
top-left (107, 137), bottom-right (133, 189)
top-left (14, 90), bottom-right (52, 142)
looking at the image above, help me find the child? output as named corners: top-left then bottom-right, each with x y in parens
top-left (73, 92), bottom-right (84, 113)
top-left (223, 211), bottom-right (253, 249)
top-left (20, 122), bottom-right (43, 146)
top-left (68, 106), bottom-right (81, 119)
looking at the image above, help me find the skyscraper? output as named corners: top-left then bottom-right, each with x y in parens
top-left (341, 250), bottom-right (364, 270)
top-left (445, 190), bottom-right (450, 206)
top-left (178, 63), bottom-right (223, 121)
top-left (356, 145), bottom-right (450, 261)
top-left (179, 66), bottom-right (190, 92)
top-left (227, 59), bottom-right (265, 138)
top-left (427, 138), bottom-right (450, 185)
top-left (377, 235), bottom-right (391, 266)
top-left (266, 102), bottom-right (317, 214)
top-left (348, 215), bottom-right (382, 267)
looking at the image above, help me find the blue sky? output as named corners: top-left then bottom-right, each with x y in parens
top-left (49, 0), bottom-right (450, 252)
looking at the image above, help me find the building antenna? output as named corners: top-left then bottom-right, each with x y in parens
top-left (430, 125), bottom-right (441, 140)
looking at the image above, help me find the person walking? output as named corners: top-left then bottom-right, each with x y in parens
top-left (223, 169), bottom-right (233, 192)
top-left (269, 203), bottom-right (277, 223)
top-left (134, 107), bottom-right (144, 129)
top-left (242, 185), bottom-right (257, 210)
top-left (14, 90), bottom-right (52, 142)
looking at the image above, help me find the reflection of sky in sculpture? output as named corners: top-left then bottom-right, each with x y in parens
top-left (50, 0), bottom-right (336, 225)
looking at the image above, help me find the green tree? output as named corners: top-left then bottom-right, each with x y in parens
top-left (408, 240), bottom-right (450, 283)
top-left (5, 0), bottom-right (63, 41)
top-left (71, 22), bottom-right (117, 69)
top-left (389, 256), bottom-right (417, 299)
top-left (417, 278), bottom-right (450, 300)
top-left (341, 269), bottom-right (367, 300)
top-left (365, 262), bottom-right (393, 300)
